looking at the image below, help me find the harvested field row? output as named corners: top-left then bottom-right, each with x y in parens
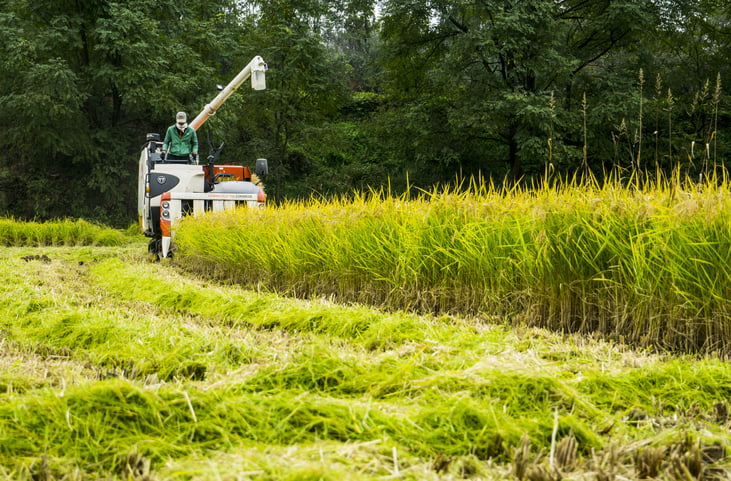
top-left (1, 245), bottom-right (730, 479)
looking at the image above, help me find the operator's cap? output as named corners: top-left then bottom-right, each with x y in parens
top-left (176, 111), bottom-right (187, 122)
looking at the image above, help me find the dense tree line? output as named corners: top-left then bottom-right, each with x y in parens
top-left (0, 0), bottom-right (729, 224)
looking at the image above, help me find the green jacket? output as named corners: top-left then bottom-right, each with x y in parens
top-left (163, 125), bottom-right (198, 157)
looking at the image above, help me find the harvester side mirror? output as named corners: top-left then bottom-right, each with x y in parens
top-left (255, 158), bottom-right (268, 176)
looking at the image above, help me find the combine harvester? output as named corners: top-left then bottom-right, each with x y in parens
top-left (138, 56), bottom-right (268, 258)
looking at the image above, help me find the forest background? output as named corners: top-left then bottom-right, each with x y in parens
top-left (0, 0), bottom-right (729, 226)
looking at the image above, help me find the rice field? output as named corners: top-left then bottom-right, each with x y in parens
top-left (175, 174), bottom-right (731, 355)
top-left (2, 178), bottom-right (731, 479)
top-left (0, 218), bottom-right (128, 247)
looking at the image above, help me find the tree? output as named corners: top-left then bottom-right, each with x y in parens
top-left (321, 0), bottom-right (381, 92)
top-left (0, 0), bottom-right (246, 223)
top-left (232, 0), bottom-right (353, 201)
top-left (640, 0), bottom-right (731, 171)
top-left (377, 0), bottom-right (654, 181)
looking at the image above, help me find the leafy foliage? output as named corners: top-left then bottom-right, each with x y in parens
top-left (0, 0), bottom-right (729, 220)
top-left (378, 0), bottom-right (656, 180)
top-left (0, 0), bottom-right (247, 224)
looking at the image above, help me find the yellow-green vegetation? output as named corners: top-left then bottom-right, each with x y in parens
top-left (175, 175), bottom-right (731, 355)
top-left (1, 240), bottom-right (730, 479)
top-left (0, 218), bottom-right (134, 247)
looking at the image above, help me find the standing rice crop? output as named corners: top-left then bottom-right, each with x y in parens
top-left (175, 174), bottom-right (731, 354)
top-left (0, 218), bottom-right (128, 246)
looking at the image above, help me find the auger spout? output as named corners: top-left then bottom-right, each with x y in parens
top-left (189, 55), bottom-right (267, 131)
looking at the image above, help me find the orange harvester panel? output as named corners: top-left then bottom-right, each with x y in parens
top-left (203, 165), bottom-right (251, 181)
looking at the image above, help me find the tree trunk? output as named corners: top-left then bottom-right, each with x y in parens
top-left (507, 125), bottom-right (521, 181)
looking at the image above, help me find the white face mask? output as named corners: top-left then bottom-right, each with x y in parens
top-left (177, 122), bottom-right (187, 130)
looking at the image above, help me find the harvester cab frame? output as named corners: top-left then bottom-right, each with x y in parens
top-left (138, 55), bottom-right (268, 259)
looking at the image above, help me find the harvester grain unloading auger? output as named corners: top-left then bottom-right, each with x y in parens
top-left (138, 55), bottom-right (269, 258)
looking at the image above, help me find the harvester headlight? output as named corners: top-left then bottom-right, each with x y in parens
top-left (162, 209), bottom-right (170, 219)
top-left (161, 201), bottom-right (170, 209)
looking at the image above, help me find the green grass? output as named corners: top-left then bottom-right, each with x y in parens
top-left (174, 175), bottom-right (731, 354)
top-left (1, 244), bottom-right (730, 479)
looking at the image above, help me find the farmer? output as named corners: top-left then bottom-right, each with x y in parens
top-left (163, 111), bottom-right (198, 162)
